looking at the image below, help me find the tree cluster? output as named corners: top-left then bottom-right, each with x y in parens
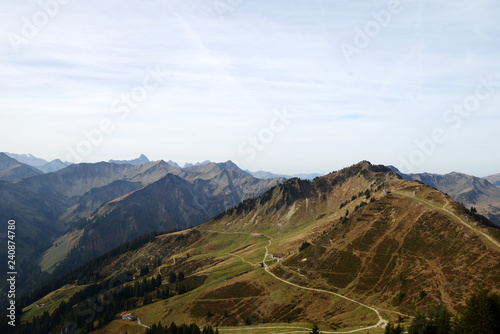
top-left (147, 322), bottom-right (219, 334)
top-left (168, 271), bottom-right (185, 283)
top-left (2, 272), bottom-right (206, 334)
top-left (17, 231), bottom-right (167, 311)
top-left (388, 288), bottom-right (500, 334)
top-left (299, 241), bottom-right (311, 252)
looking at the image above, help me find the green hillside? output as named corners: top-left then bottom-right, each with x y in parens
top-left (7, 161), bottom-right (500, 334)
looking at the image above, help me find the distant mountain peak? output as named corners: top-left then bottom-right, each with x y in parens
top-left (219, 160), bottom-right (243, 170)
top-left (183, 160), bottom-right (212, 168)
top-left (5, 152), bottom-right (48, 167)
top-left (4, 152), bottom-right (72, 173)
top-left (109, 155), bottom-right (150, 166)
top-left (218, 161), bottom-right (252, 176)
top-left (165, 160), bottom-right (182, 169)
top-left (149, 160), bottom-right (181, 171)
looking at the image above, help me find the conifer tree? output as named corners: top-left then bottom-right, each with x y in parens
top-left (310, 323), bottom-right (321, 334)
top-left (455, 288), bottom-right (500, 334)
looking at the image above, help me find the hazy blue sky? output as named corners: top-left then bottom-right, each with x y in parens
top-left (1, 0), bottom-right (499, 176)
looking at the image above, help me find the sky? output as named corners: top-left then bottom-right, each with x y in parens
top-left (1, 0), bottom-right (499, 177)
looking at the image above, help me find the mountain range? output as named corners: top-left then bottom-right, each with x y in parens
top-left (10, 161), bottom-right (500, 333)
top-left (245, 169), bottom-right (323, 180)
top-left (4, 152), bottom-right (323, 180)
top-left (390, 167), bottom-right (500, 226)
top-left (109, 154), bottom-right (151, 166)
top-left (0, 153), bottom-right (284, 300)
top-left (2, 152), bottom-right (500, 329)
top-left (5, 152), bottom-right (72, 174)
top-left (49, 160), bottom-right (284, 272)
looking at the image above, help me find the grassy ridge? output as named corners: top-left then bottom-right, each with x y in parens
top-left (15, 162), bottom-right (500, 333)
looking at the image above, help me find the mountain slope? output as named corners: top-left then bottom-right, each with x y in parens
top-left (53, 165), bottom-right (285, 270)
top-left (18, 161), bottom-right (499, 333)
top-left (5, 152), bottom-right (48, 167)
top-left (0, 160), bottom-right (182, 286)
top-left (202, 161), bottom-right (500, 313)
top-left (184, 160), bottom-right (251, 176)
top-left (390, 167), bottom-right (500, 226)
top-left (16, 162), bottom-right (139, 198)
top-left (16, 160), bottom-right (179, 200)
top-left (180, 161), bottom-right (284, 204)
top-left (485, 173), bottom-right (500, 187)
top-left (5, 152), bottom-right (71, 173)
top-left (72, 174), bottom-right (215, 255)
top-left (58, 179), bottom-right (144, 224)
top-left (0, 152), bottom-right (43, 181)
top-left (0, 159), bottom-right (283, 303)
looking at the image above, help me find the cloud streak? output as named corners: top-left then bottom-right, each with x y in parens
top-left (1, 0), bottom-right (499, 175)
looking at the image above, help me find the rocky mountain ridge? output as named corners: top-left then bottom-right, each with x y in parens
top-left (0, 158), bottom-right (284, 299)
top-left (390, 166), bottom-right (500, 226)
top-left (13, 160), bottom-right (500, 333)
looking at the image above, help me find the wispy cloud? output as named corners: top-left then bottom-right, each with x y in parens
top-left (1, 0), bottom-right (499, 175)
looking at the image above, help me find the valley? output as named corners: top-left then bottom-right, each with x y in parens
top-left (0, 155), bottom-right (284, 300)
top-left (10, 161), bottom-right (500, 334)
top-left (4, 1), bottom-right (500, 332)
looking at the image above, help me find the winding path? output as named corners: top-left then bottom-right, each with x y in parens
top-left (219, 326), bottom-right (312, 332)
top-left (137, 317), bottom-right (150, 329)
top-left (228, 253), bottom-right (258, 267)
top-left (392, 191), bottom-right (500, 252)
top-left (262, 236), bottom-right (388, 333)
top-left (201, 230), bottom-right (389, 333)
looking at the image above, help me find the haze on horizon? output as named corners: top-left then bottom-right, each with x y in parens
top-left (1, 0), bottom-right (499, 177)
